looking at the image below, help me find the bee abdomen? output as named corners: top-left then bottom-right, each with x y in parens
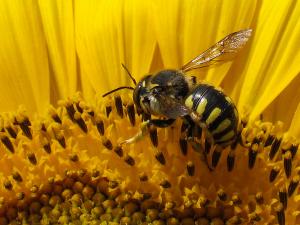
top-left (185, 84), bottom-right (238, 147)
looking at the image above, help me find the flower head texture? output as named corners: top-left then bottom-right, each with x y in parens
top-left (0, 0), bottom-right (299, 224)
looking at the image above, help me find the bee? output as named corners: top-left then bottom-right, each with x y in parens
top-left (103, 29), bottom-right (252, 168)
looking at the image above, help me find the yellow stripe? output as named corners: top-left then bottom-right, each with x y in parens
top-left (185, 95), bottom-right (193, 109)
top-left (212, 119), bottom-right (231, 135)
top-left (196, 98), bottom-right (208, 115)
top-left (206, 107), bottom-right (221, 125)
top-left (218, 130), bottom-right (235, 142)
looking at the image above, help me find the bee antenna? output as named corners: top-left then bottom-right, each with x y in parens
top-left (121, 63), bottom-right (137, 85)
top-left (102, 86), bottom-right (135, 97)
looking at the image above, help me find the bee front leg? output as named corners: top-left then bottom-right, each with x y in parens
top-left (119, 118), bottom-right (175, 146)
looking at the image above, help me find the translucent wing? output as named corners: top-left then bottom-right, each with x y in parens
top-left (181, 29), bottom-right (252, 72)
top-left (154, 93), bottom-right (190, 119)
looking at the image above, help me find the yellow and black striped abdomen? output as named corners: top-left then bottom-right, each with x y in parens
top-left (185, 84), bottom-right (239, 147)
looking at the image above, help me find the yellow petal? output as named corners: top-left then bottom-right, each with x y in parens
top-left (0, 1), bottom-right (49, 113)
top-left (237, 0), bottom-right (300, 121)
top-left (75, 0), bottom-right (156, 97)
top-left (38, 0), bottom-right (77, 101)
top-left (152, 0), bottom-right (256, 84)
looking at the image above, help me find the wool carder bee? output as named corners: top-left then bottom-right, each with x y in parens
top-left (103, 29), bottom-right (252, 169)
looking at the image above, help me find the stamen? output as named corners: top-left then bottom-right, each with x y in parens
top-left (227, 150), bottom-right (235, 172)
top-left (70, 154), bottom-right (79, 162)
top-left (3, 180), bottom-right (12, 190)
top-left (12, 171), bottom-right (22, 182)
top-left (1, 135), bottom-right (14, 153)
top-left (52, 114), bottom-right (62, 124)
top-left (264, 134), bottom-right (275, 147)
top-left (232, 193), bottom-right (242, 205)
top-left (255, 192), bottom-right (264, 205)
top-left (5, 126), bottom-right (17, 139)
top-left (155, 150), bottom-right (166, 165)
top-left (27, 152), bottom-right (37, 165)
top-left (204, 139), bottom-right (211, 154)
top-left (179, 138), bottom-right (188, 155)
top-left (139, 173), bottom-right (148, 182)
top-left (212, 148), bottom-right (222, 168)
top-left (275, 203), bottom-right (285, 225)
top-left (283, 151), bottom-right (292, 178)
top-left (217, 189), bottom-right (227, 201)
top-left (248, 144), bottom-right (258, 169)
top-left (269, 137), bottom-right (282, 160)
top-left (160, 180), bottom-right (171, 189)
top-left (74, 112), bottom-right (88, 133)
top-left (289, 144), bottom-right (298, 159)
top-left (43, 143), bottom-right (51, 154)
top-left (96, 119), bottom-right (104, 136)
top-left (102, 137), bottom-right (113, 150)
top-left (65, 103), bottom-right (76, 121)
top-left (279, 187), bottom-right (288, 210)
top-left (288, 175), bottom-right (299, 197)
top-left (114, 146), bottom-right (123, 157)
top-left (114, 95), bottom-right (123, 118)
top-left (149, 126), bottom-right (158, 147)
top-left (124, 154), bottom-right (135, 166)
top-left (127, 104), bottom-right (136, 126)
top-left (19, 118), bottom-right (32, 139)
top-left (269, 166), bottom-right (280, 182)
top-left (106, 106), bottom-right (112, 117)
top-left (187, 161), bottom-right (195, 176)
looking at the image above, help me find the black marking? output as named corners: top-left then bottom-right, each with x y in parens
top-left (276, 205), bottom-right (285, 225)
top-left (76, 102), bottom-right (83, 113)
top-left (5, 126), bottom-right (17, 139)
top-left (19, 119), bottom-right (32, 139)
top-left (102, 138), bottom-right (113, 150)
top-left (217, 189), bottom-right (227, 201)
top-left (279, 188), bottom-right (287, 210)
top-left (289, 144), bottom-right (298, 159)
top-left (187, 161), bottom-right (195, 176)
top-left (155, 151), bottom-right (165, 165)
top-left (12, 172), bottom-right (22, 182)
top-left (96, 120), bottom-right (104, 135)
top-left (149, 127), bottom-right (158, 147)
top-left (212, 149), bottom-right (222, 168)
top-left (57, 136), bottom-right (66, 148)
top-left (283, 152), bottom-right (292, 178)
top-left (288, 176), bottom-right (299, 197)
top-left (150, 118), bottom-right (175, 128)
top-left (248, 147), bottom-right (258, 169)
top-left (114, 95), bottom-right (123, 118)
top-left (160, 180), bottom-right (171, 189)
top-left (27, 153), bottom-right (37, 165)
top-left (75, 117), bottom-right (88, 133)
top-left (264, 134), bottom-right (275, 147)
top-left (127, 104), bottom-right (136, 126)
top-left (43, 143), bottom-right (51, 154)
top-left (124, 155), bottom-right (135, 166)
top-left (70, 154), bottom-right (79, 162)
top-left (66, 104), bottom-right (76, 121)
top-left (52, 114), bottom-right (62, 124)
top-left (227, 150), bottom-right (235, 172)
top-left (4, 180), bottom-right (12, 190)
top-left (179, 138), bottom-right (188, 155)
top-left (106, 106), bottom-right (112, 117)
top-left (139, 173), bottom-right (148, 182)
top-left (114, 146), bottom-right (123, 157)
top-left (255, 192), bottom-right (264, 205)
top-left (1, 136), bottom-right (14, 153)
top-left (269, 138), bottom-right (281, 160)
top-left (269, 166), bottom-right (280, 182)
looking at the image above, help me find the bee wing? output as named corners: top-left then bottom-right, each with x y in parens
top-left (155, 94), bottom-right (190, 119)
top-left (181, 29), bottom-right (252, 72)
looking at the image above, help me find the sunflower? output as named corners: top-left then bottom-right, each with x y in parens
top-left (0, 0), bottom-right (299, 224)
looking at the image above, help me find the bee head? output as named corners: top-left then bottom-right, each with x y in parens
top-left (133, 75), bottom-right (153, 114)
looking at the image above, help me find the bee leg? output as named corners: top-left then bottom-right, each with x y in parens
top-left (119, 118), bottom-right (175, 146)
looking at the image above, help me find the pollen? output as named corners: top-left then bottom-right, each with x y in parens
top-left (0, 93), bottom-right (299, 224)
